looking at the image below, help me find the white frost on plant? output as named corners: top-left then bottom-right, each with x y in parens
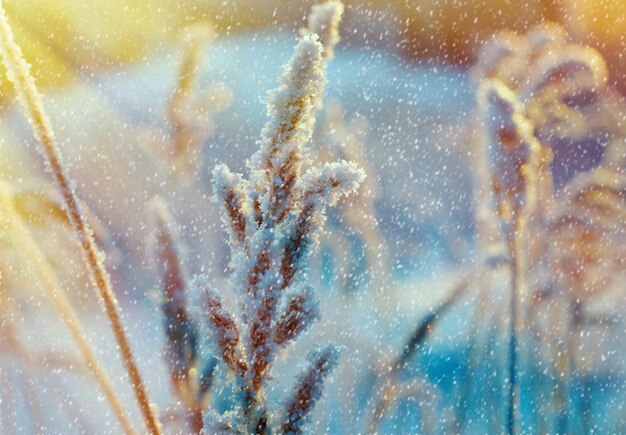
top-left (191, 275), bottom-right (247, 381)
top-left (277, 160), bottom-right (365, 289)
top-left (274, 286), bottom-right (321, 347)
top-left (300, 160), bottom-right (366, 206)
top-left (302, 1), bottom-right (345, 61)
top-left (248, 34), bottom-right (327, 224)
top-left (477, 79), bottom-right (539, 210)
top-left (282, 344), bottom-right (341, 434)
top-left (212, 164), bottom-right (250, 248)
top-left (203, 9), bottom-right (363, 430)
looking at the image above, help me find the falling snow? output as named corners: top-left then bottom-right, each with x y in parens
top-left (0, 1), bottom-right (624, 434)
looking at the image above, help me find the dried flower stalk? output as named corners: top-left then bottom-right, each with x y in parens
top-left (477, 78), bottom-right (543, 435)
top-left (0, 3), bottom-right (161, 433)
top-left (199, 7), bottom-right (363, 430)
top-left (0, 183), bottom-right (136, 435)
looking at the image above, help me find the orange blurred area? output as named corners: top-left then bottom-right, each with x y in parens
top-left (0, 0), bottom-right (208, 102)
top-left (1, 0), bottom-right (625, 101)
top-left (400, 0), bottom-right (626, 89)
top-left (562, 0), bottom-right (626, 91)
top-left (399, 0), bottom-right (560, 63)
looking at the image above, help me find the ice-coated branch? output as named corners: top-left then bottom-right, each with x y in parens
top-left (280, 161), bottom-right (365, 288)
top-left (273, 287), bottom-right (320, 347)
top-left (213, 164), bottom-right (250, 248)
top-left (303, 1), bottom-right (345, 61)
top-left (197, 276), bottom-right (247, 380)
top-left (282, 345), bottom-right (341, 434)
top-left (248, 34), bottom-right (327, 224)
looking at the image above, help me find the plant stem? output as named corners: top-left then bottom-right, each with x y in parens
top-left (0, 185), bottom-right (137, 435)
top-left (506, 209), bottom-right (525, 435)
top-left (0, 4), bottom-right (161, 434)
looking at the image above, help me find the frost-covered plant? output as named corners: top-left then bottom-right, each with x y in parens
top-left (202, 31), bottom-right (364, 433)
top-left (300, 1), bottom-right (344, 62)
top-left (470, 25), bottom-right (610, 262)
top-left (148, 198), bottom-right (217, 433)
top-left (304, 1), bottom-right (392, 305)
top-left (281, 345), bottom-right (340, 434)
top-left (476, 78), bottom-right (544, 435)
top-left (473, 25), bottom-right (626, 434)
top-left (311, 101), bottom-right (398, 332)
top-left (471, 23), bottom-right (609, 146)
top-left (471, 23), bottom-right (626, 325)
top-left (0, 1), bottom-right (365, 432)
top-left (141, 22), bottom-right (232, 179)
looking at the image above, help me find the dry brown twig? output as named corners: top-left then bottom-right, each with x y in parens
top-left (0, 183), bottom-right (136, 434)
top-left (0, 3), bottom-right (161, 433)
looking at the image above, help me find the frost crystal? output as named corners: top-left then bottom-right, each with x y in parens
top-left (282, 345), bottom-right (341, 434)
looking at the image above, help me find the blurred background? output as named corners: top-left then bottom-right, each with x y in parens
top-left (1, 0), bottom-right (625, 100)
top-left (1, 0), bottom-right (625, 433)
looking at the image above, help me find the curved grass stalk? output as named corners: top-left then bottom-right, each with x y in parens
top-left (368, 278), bottom-right (467, 433)
top-left (0, 184), bottom-right (137, 435)
top-left (0, 3), bottom-right (161, 434)
top-left (477, 79), bottom-right (543, 434)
